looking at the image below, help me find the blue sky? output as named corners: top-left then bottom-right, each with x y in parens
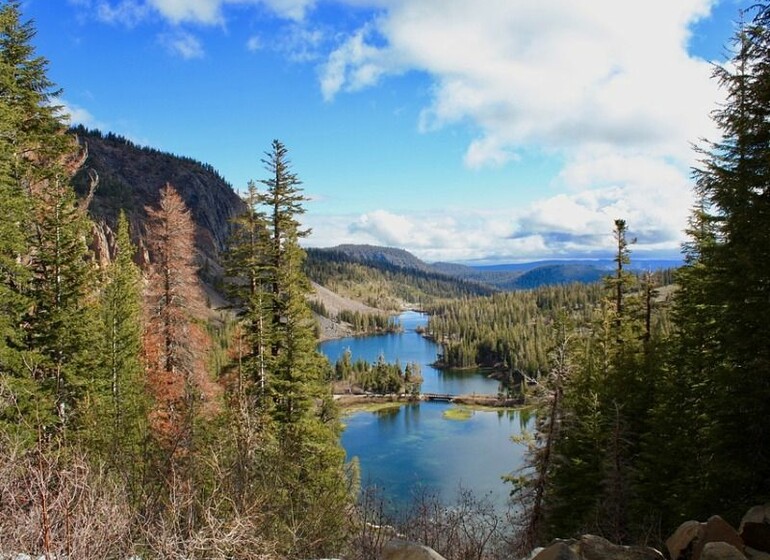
top-left (25, 0), bottom-right (751, 263)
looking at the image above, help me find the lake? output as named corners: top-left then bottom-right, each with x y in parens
top-left (319, 310), bottom-right (530, 512)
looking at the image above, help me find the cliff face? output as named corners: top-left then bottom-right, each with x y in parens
top-left (71, 127), bottom-right (246, 276)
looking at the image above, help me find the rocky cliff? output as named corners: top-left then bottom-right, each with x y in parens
top-left (70, 126), bottom-right (245, 277)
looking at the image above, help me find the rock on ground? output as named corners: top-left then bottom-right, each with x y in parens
top-left (382, 538), bottom-right (447, 560)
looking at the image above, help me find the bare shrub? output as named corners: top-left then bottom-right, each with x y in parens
top-left (0, 436), bottom-right (134, 559)
top-left (344, 485), bottom-right (400, 560)
top-left (398, 486), bottom-right (509, 560)
top-left (138, 449), bottom-right (279, 560)
top-left (344, 484), bottom-right (516, 560)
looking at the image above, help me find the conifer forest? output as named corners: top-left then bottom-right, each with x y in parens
top-left (1, 1), bottom-right (770, 558)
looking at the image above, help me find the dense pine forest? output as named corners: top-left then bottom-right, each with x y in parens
top-left (305, 246), bottom-right (496, 309)
top-left (0, 2), bottom-right (348, 556)
top-left (2, 1), bottom-right (770, 559)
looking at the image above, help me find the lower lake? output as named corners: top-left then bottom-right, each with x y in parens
top-left (319, 310), bottom-right (530, 512)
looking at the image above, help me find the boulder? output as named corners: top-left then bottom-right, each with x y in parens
top-left (668, 521), bottom-right (703, 560)
top-left (382, 538), bottom-right (446, 560)
top-left (532, 540), bottom-right (579, 560)
top-left (693, 516), bottom-right (745, 560)
top-left (701, 542), bottom-right (747, 560)
top-left (746, 547), bottom-right (770, 560)
top-left (574, 534), bottom-right (665, 560)
top-left (741, 505), bottom-right (770, 554)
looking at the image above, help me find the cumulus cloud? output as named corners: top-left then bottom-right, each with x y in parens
top-left (320, 24), bottom-right (399, 101)
top-left (312, 0), bottom-right (724, 259)
top-left (305, 208), bottom-right (555, 263)
top-left (322, 0), bottom-right (719, 165)
top-left (306, 149), bottom-right (695, 262)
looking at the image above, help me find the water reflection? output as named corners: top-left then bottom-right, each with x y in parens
top-left (319, 312), bottom-right (500, 396)
top-left (321, 312), bottom-right (530, 512)
top-left (342, 400), bottom-right (528, 512)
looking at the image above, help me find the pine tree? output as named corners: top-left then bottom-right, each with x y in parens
top-left (87, 212), bottom-right (148, 474)
top-left (0, 0), bottom-right (85, 441)
top-left (670, 5), bottom-right (770, 520)
top-left (223, 181), bottom-right (272, 412)
top-left (25, 170), bottom-right (99, 436)
top-left (143, 183), bottom-right (209, 457)
top-left (258, 140), bottom-right (318, 427)
top-left (225, 141), bottom-right (352, 557)
top-left (510, 314), bottom-right (573, 553)
top-left (544, 220), bottom-right (657, 543)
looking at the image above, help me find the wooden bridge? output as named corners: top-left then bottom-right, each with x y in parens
top-left (420, 393), bottom-right (455, 402)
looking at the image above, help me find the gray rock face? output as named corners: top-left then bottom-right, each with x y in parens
top-left (741, 505), bottom-right (770, 554)
top-left (701, 542), bottom-right (747, 560)
top-left (574, 534), bottom-right (664, 560)
top-left (532, 540), bottom-right (580, 560)
top-left (668, 521), bottom-right (704, 560)
top-left (73, 128), bottom-right (246, 275)
top-left (382, 538), bottom-right (447, 560)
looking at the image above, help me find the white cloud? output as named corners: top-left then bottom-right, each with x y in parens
top-left (57, 100), bottom-right (108, 130)
top-left (148, 0), bottom-right (225, 24)
top-left (305, 149), bottom-right (695, 262)
top-left (161, 30), bottom-right (205, 58)
top-left (322, 0), bottom-right (719, 166)
top-left (311, 0), bottom-right (725, 260)
top-left (88, 0), bottom-right (317, 26)
top-left (276, 23), bottom-right (326, 62)
top-left (320, 24), bottom-right (395, 100)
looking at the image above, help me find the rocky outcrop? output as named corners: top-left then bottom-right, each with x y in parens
top-left (701, 542), bottom-right (747, 560)
top-left (741, 505), bottom-right (770, 555)
top-left (667, 516), bottom-right (744, 560)
top-left (71, 127), bottom-right (245, 275)
top-left (533, 535), bottom-right (664, 560)
top-left (382, 539), bottom-right (446, 560)
top-left (385, 505), bottom-right (770, 560)
top-left (667, 506), bottom-right (770, 560)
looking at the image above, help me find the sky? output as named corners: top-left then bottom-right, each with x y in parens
top-left (23, 0), bottom-right (753, 264)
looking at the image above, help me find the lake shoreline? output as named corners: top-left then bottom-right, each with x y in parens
top-left (333, 392), bottom-right (523, 408)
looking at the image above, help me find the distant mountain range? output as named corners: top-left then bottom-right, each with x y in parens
top-left (310, 244), bottom-right (681, 292)
top-left (69, 127), bottom-right (680, 299)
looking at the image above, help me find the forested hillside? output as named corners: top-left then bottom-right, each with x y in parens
top-left (3, 1), bottom-right (770, 559)
top-left (305, 246), bottom-right (496, 309)
top-left (70, 126), bottom-right (246, 277)
top-left (309, 244), bottom-right (676, 296)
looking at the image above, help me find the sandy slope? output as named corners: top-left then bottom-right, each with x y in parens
top-left (309, 282), bottom-right (383, 341)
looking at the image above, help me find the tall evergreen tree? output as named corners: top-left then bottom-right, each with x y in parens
top-left (225, 141), bottom-right (352, 558)
top-left (671, 4), bottom-right (770, 520)
top-left (0, 0), bottom-right (84, 441)
top-left (85, 212), bottom-right (148, 473)
top-left (224, 181), bottom-right (272, 412)
top-left (25, 171), bottom-right (99, 435)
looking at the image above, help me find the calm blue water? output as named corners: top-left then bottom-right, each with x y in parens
top-left (319, 311), bottom-right (529, 511)
top-left (319, 310), bottom-right (500, 395)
